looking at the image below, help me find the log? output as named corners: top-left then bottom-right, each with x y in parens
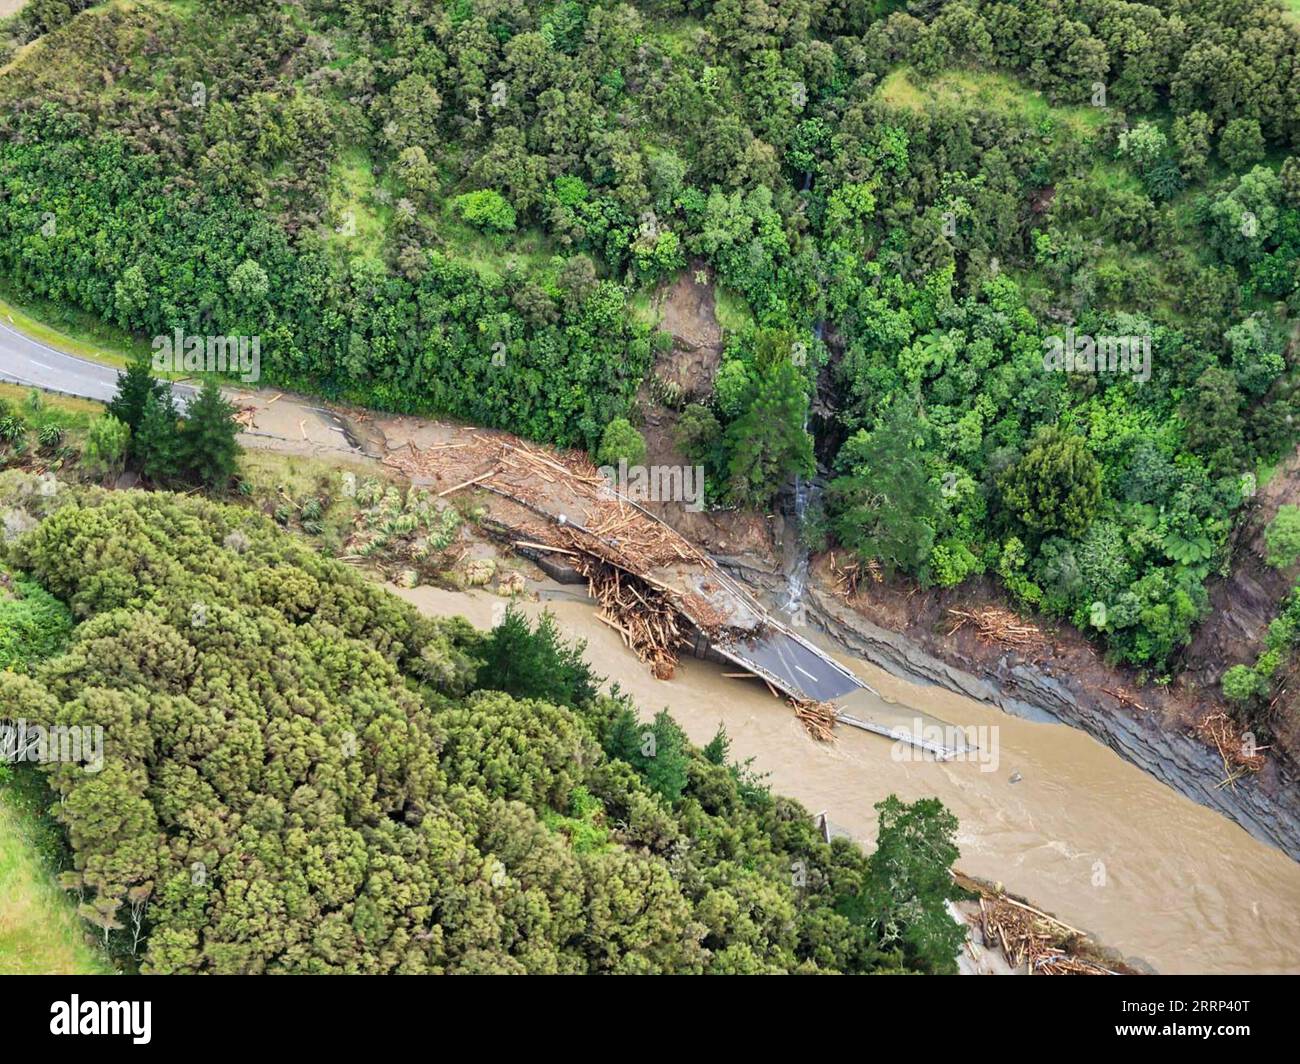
top-left (437, 471), bottom-right (495, 497)
top-left (512, 541), bottom-right (580, 555)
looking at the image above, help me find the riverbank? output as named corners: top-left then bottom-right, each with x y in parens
top-left (717, 553), bottom-right (1300, 865)
top-left (385, 579), bottom-right (1300, 973)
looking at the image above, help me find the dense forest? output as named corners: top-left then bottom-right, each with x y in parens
top-left (0, 479), bottom-right (964, 973)
top-left (1, 0), bottom-right (1299, 676)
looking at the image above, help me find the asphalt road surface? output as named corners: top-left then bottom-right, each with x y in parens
top-left (0, 319), bottom-right (197, 406)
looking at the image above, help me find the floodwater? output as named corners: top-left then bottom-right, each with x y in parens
top-left (394, 583), bottom-right (1300, 974)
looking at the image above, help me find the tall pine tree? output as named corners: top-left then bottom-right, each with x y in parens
top-left (135, 386), bottom-right (182, 483)
top-left (723, 357), bottom-right (814, 509)
top-left (178, 377), bottom-right (240, 489)
top-left (827, 400), bottom-right (939, 574)
top-left (107, 350), bottom-right (166, 436)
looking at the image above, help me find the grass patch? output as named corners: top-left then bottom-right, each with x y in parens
top-left (0, 382), bottom-right (101, 423)
top-left (0, 384), bottom-right (101, 476)
top-left (434, 214), bottom-right (560, 286)
top-left (237, 449), bottom-right (384, 555)
top-left (324, 148), bottom-right (390, 263)
top-left (628, 289), bottom-right (661, 328)
top-left (878, 67), bottom-right (1106, 139)
top-left (0, 767), bottom-right (113, 974)
top-left (713, 284), bottom-right (755, 335)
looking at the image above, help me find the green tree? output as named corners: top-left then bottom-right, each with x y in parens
top-left (1171, 112), bottom-right (1214, 179)
top-left (439, 690), bottom-right (599, 812)
top-left (476, 607), bottom-right (598, 707)
top-left (828, 402), bottom-right (938, 574)
top-left (134, 388), bottom-right (182, 483)
top-left (81, 415), bottom-right (130, 481)
top-left (723, 357), bottom-right (814, 509)
top-left (676, 403), bottom-right (721, 464)
top-left (1221, 663), bottom-right (1266, 704)
top-left (1281, 157), bottom-right (1300, 210)
top-left (452, 189), bottom-right (517, 233)
top-left (1218, 118), bottom-right (1265, 171)
top-left (107, 351), bottom-right (166, 436)
top-left (1117, 122), bottom-right (1167, 170)
top-left (1181, 367), bottom-right (1247, 476)
top-left (595, 417), bottom-right (647, 468)
top-left (177, 378), bottom-right (240, 489)
top-left (998, 426), bottom-right (1101, 538)
top-left (606, 707), bottom-right (690, 804)
top-left (228, 258), bottom-right (269, 303)
top-left (857, 796), bottom-right (965, 975)
top-left (1225, 313), bottom-right (1286, 398)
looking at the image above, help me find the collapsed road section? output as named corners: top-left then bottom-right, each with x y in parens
top-left (383, 424), bottom-right (963, 759)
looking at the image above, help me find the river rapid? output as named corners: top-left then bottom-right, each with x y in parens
top-left (393, 583), bottom-right (1300, 975)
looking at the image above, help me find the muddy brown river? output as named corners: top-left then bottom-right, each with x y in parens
top-left (394, 583), bottom-right (1300, 974)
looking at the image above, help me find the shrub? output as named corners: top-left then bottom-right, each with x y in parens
top-left (1116, 122), bottom-right (1167, 170)
top-left (1265, 505), bottom-right (1300, 569)
top-left (1221, 663), bottom-right (1266, 704)
top-left (37, 424), bottom-right (65, 453)
top-left (0, 574), bottom-right (74, 671)
top-left (80, 415), bottom-right (130, 480)
top-left (595, 417), bottom-right (647, 468)
top-left (452, 189), bottom-right (517, 233)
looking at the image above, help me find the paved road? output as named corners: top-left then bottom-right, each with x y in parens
top-left (0, 319), bottom-right (202, 407)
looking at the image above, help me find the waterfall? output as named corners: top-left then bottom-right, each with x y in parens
top-left (780, 318), bottom-right (823, 616)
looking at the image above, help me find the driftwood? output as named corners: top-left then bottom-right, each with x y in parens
top-left (583, 562), bottom-right (684, 679)
top-left (947, 607), bottom-right (1045, 651)
top-left (512, 540), bottom-right (580, 556)
top-left (437, 471), bottom-right (495, 497)
top-left (1195, 711), bottom-right (1267, 789)
top-left (1102, 687), bottom-right (1148, 714)
top-left (789, 698), bottom-right (837, 742)
top-left (977, 895), bottom-right (1114, 975)
top-left (830, 552), bottom-right (881, 600)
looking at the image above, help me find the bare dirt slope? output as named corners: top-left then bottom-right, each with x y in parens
top-left (652, 265), bottom-right (724, 392)
top-left (1183, 448), bottom-right (1300, 688)
top-left (631, 266), bottom-right (772, 554)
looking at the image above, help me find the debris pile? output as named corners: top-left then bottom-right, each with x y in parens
top-left (977, 896), bottom-right (1113, 975)
top-left (1195, 710), bottom-right (1267, 788)
top-left (947, 607), bottom-right (1045, 651)
top-left (790, 698), bottom-right (838, 742)
top-left (583, 562), bottom-right (685, 679)
top-left (381, 423), bottom-right (850, 741)
top-left (830, 552), bottom-right (881, 600)
top-left (385, 432), bottom-right (701, 575)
